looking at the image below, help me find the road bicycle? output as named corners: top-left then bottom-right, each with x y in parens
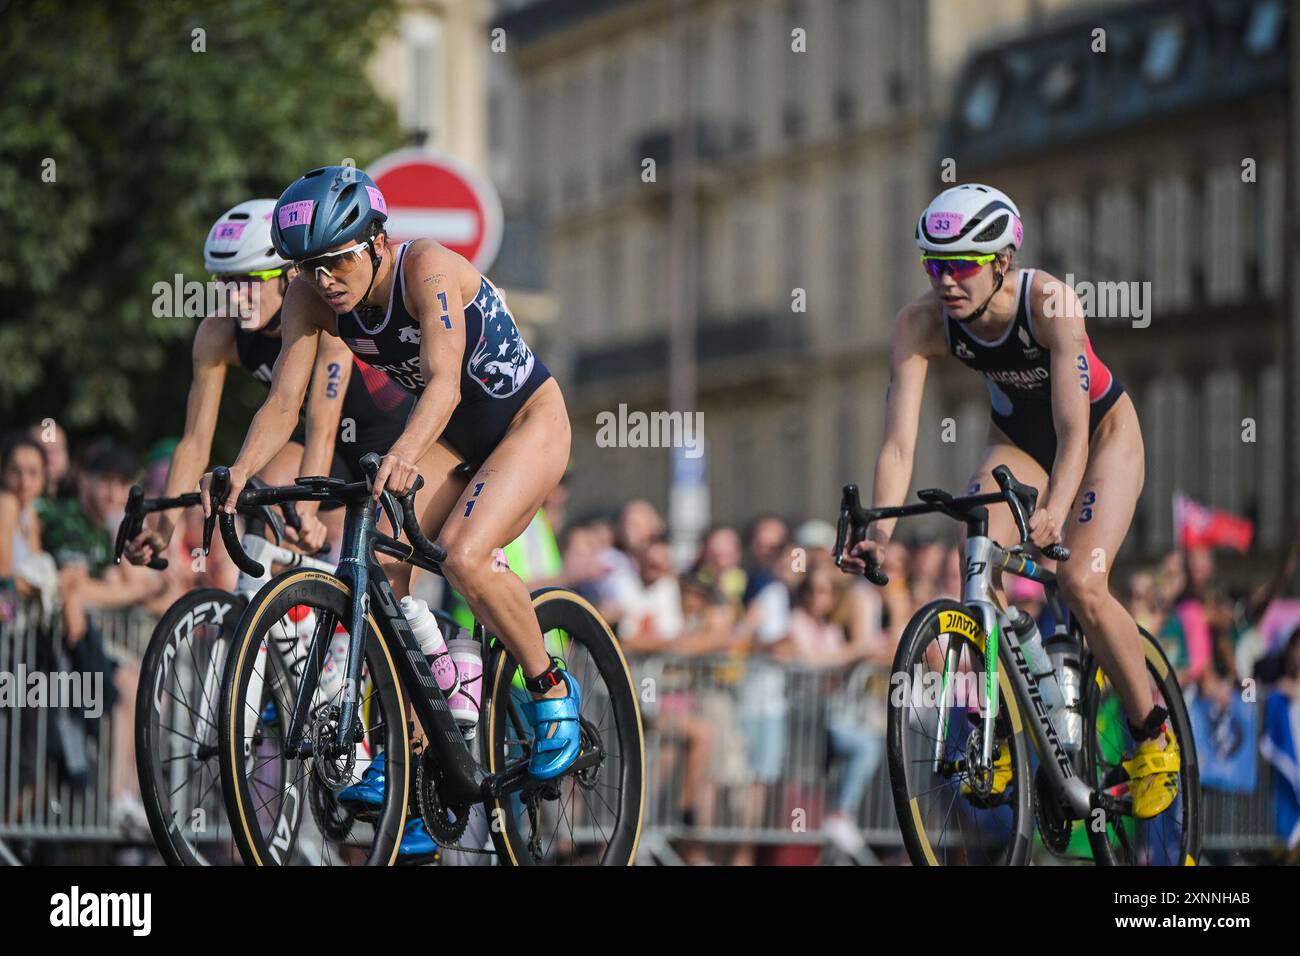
top-left (833, 465), bottom-right (1199, 865)
top-left (122, 482), bottom-right (343, 865)
top-left (210, 453), bottom-right (645, 865)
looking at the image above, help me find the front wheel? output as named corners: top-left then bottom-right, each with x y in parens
top-left (887, 599), bottom-right (1034, 865)
top-left (136, 588), bottom-right (246, 865)
top-left (485, 589), bottom-right (644, 865)
top-left (1081, 626), bottom-right (1200, 866)
top-left (218, 569), bottom-right (412, 866)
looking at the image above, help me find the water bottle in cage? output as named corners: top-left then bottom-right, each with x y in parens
top-left (1008, 606), bottom-right (1081, 754)
top-left (447, 627), bottom-right (484, 739)
top-left (400, 596), bottom-right (459, 695)
top-left (1044, 624), bottom-right (1083, 754)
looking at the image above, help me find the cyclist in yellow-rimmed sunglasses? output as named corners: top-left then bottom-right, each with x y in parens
top-left (126, 199), bottom-right (413, 570)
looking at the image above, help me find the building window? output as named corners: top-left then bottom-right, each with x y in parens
top-left (400, 12), bottom-right (443, 144)
top-left (782, 0), bottom-right (808, 142)
top-left (834, 181), bottom-right (860, 329)
top-left (733, 196), bottom-right (757, 311)
top-left (783, 187), bottom-right (805, 307)
top-left (734, 11), bottom-right (757, 152)
top-left (832, 0), bottom-right (860, 126)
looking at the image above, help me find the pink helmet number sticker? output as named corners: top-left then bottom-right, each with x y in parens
top-left (926, 212), bottom-right (964, 237)
top-left (278, 200), bottom-right (314, 230)
top-left (211, 221), bottom-right (246, 244)
top-left (1013, 216), bottom-right (1023, 247)
top-left (365, 186), bottom-right (388, 216)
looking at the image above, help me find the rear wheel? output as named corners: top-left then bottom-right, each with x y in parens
top-left (485, 589), bottom-right (644, 865)
top-left (887, 599), bottom-right (1033, 865)
top-left (1081, 627), bottom-right (1200, 866)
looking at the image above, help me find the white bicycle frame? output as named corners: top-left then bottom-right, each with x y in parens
top-left (935, 535), bottom-right (1096, 819)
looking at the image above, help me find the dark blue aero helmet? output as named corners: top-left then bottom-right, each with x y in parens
top-left (270, 165), bottom-right (389, 260)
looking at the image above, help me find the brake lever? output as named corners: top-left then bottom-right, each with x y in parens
top-left (115, 486), bottom-right (168, 571)
top-left (992, 465), bottom-right (1032, 547)
top-left (834, 484), bottom-right (888, 587)
top-left (378, 490), bottom-right (403, 538)
top-left (207, 467), bottom-right (265, 576)
top-left (203, 469), bottom-right (226, 556)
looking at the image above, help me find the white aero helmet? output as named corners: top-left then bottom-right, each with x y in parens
top-left (916, 184), bottom-right (1023, 254)
top-left (203, 199), bottom-right (287, 274)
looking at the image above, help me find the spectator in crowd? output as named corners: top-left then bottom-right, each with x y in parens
top-left (612, 538), bottom-right (731, 862)
top-left (0, 434), bottom-right (58, 618)
top-left (38, 438), bottom-right (165, 834)
top-left (593, 500), bottom-right (666, 629)
top-left (693, 524), bottom-right (747, 608)
top-left (879, 539), bottom-right (913, 639)
top-left (907, 538), bottom-right (946, 609)
top-left (28, 419), bottom-right (71, 499)
top-left (1260, 626), bottom-right (1300, 857)
top-left (1157, 547), bottom-right (1218, 690)
top-left (1126, 570), bottom-right (1164, 637)
top-left (733, 521), bottom-right (794, 864)
top-left (780, 555), bottom-right (881, 859)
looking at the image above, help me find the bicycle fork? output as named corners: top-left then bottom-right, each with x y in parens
top-left (932, 602), bottom-right (1004, 776)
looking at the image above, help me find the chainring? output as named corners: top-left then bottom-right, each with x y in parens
top-left (1034, 765), bottom-right (1072, 854)
top-left (415, 750), bottom-right (473, 845)
top-left (309, 775), bottom-right (355, 842)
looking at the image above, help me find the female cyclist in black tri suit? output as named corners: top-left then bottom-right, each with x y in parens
top-left (203, 168), bottom-right (582, 783)
top-left (841, 184), bottom-right (1177, 819)
top-left (126, 199), bottom-right (412, 564)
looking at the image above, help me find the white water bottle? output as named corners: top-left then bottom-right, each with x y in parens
top-left (1009, 607), bottom-right (1065, 713)
top-left (447, 627), bottom-right (484, 737)
top-left (400, 596), bottom-right (459, 694)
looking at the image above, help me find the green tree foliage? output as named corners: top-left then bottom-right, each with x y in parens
top-left (0, 0), bottom-right (401, 456)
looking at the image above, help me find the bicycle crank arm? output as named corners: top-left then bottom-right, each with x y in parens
top-left (481, 750), bottom-right (604, 800)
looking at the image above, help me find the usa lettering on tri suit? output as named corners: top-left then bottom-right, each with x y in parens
top-left (943, 268), bottom-right (1125, 473)
top-left (334, 241), bottom-right (552, 464)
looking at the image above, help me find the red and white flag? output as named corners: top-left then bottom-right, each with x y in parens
top-left (1173, 492), bottom-right (1254, 552)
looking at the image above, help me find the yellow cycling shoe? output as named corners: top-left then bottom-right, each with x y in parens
top-left (1123, 728), bottom-right (1181, 819)
top-left (961, 745), bottom-right (1012, 801)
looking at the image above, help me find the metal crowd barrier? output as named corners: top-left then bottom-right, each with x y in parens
top-left (0, 603), bottom-right (1288, 863)
top-left (628, 653), bottom-right (1287, 864)
top-left (0, 603), bottom-right (153, 855)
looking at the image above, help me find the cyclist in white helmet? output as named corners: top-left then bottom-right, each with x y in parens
top-left (126, 199), bottom-right (412, 565)
top-left (841, 183), bottom-right (1178, 819)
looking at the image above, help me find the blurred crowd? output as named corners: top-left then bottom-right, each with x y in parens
top-left (4, 424), bottom-right (1300, 860)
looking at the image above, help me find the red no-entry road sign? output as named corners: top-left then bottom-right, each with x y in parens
top-left (368, 149), bottom-right (503, 272)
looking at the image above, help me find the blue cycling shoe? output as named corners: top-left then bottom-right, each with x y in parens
top-left (338, 752), bottom-right (386, 810)
top-left (520, 671), bottom-right (583, 780)
top-left (397, 818), bottom-right (439, 860)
